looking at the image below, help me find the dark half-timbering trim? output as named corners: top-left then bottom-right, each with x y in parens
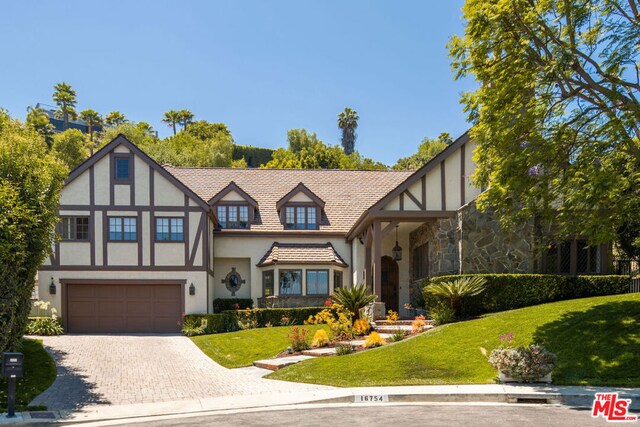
top-left (208, 181), bottom-right (258, 208)
top-left (276, 182), bottom-right (326, 211)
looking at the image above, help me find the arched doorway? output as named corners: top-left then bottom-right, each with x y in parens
top-left (381, 255), bottom-right (399, 313)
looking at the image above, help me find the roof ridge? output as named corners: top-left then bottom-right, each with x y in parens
top-left (163, 165), bottom-right (412, 173)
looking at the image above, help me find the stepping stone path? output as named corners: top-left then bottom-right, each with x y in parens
top-left (252, 318), bottom-right (436, 371)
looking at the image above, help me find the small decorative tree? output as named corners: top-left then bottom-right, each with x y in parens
top-left (332, 284), bottom-right (377, 320)
top-left (425, 276), bottom-right (487, 317)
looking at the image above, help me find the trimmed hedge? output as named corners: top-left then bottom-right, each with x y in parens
top-left (212, 298), bottom-right (254, 313)
top-left (423, 274), bottom-right (629, 317)
top-left (232, 145), bottom-right (274, 167)
top-left (184, 307), bottom-right (327, 335)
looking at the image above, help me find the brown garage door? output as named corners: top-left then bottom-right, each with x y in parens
top-left (66, 283), bottom-right (182, 333)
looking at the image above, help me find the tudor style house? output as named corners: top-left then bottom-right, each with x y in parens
top-left (38, 133), bottom-right (612, 333)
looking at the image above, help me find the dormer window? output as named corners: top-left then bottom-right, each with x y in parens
top-left (217, 205), bottom-right (250, 229)
top-left (284, 206), bottom-right (317, 230)
top-left (277, 183), bottom-right (325, 231)
top-left (112, 153), bottom-right (133, 184)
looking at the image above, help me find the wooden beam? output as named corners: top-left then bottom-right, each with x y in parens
top-left (373, 220), bottom-right (382, 302)
top-left (381, 220), bottom-right (400, 239)
top-left (405, 190), bottom-right (424, 210)
top-left (440, 161), bottom-right (446, 211)
top-left (460, 143), bottom-right (466, 206)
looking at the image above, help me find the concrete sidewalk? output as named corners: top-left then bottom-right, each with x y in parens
top-left (2, 384), bottom-right (639, 425)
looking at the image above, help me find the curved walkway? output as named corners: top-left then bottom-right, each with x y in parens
top-left (30, 335), bottom-right (332, 411)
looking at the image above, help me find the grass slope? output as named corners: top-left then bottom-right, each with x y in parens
top-left (191, 325), bottom-right (330, 368)
top-left (268, 294), bottom-right (640, 387)
top-left (0, 339), bottom-right (56, 411)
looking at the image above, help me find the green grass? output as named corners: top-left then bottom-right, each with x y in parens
top-left (267, 293), bottom-right (640, 387)
top-left (0, 339), bottom-right (56, 411)
top-left (191, 324), bottom-right (330, 368)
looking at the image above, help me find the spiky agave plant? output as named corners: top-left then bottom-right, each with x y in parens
top-left (425, 276), bottom-right (487, 316)
top-left (332, 284), bottom-right (377, 320)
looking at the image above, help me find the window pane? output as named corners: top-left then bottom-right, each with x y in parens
top-left (317, 270), bottom-right (329, 294)
top-left (263, 271), bottom-right (274, 297)
top-left (115, 158), bottom-right (129, 180)
top-left (279, 270), bottom-right (301, 295)
top-left (590, 245), bottom-right (600, 273)
top-left (333, 271), bottom-right (343, 289)
top-left (296, 207), bottom-right (305, 229)
top-left (306, 271), bottom-right (317, 294)
top-left (307, 207), bottom-right (316, 229)
top-left (123, 217), bottom-right (137, 241)
top-left (217, 206), bottom-right (227, 228)
top-left (285, 207), bottom-right (295, 229)
top-left (560, 241), bottom-right (571, 274)
top-left (239, 206), bottom-right (249, 228)
top-left (62, 218), bottom-right (72, 240)
top-left (228, 206), bottom-right (238, 228)
top-left (306, 270), bottom-right (328, 295)
top-left (156, 218), bottom-right (169, 241)
top-left (109, 217), bottom-right (122, 240)
top-left (171, 218), bottom-right (184, 241)
top-left (76, 217), bottom-right (89, 240)
top-left (576, 240), bottom-right (589, 274)
top-left (545, 243), bottom-right (558, 274)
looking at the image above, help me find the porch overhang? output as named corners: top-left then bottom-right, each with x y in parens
top-left (346, 210), bottom-right (456, 241)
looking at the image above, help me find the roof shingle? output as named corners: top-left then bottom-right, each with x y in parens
top-left (257, 242), bottom-right (348, 267)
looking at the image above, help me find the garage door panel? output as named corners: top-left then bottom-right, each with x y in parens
top-left (67, 283), bottom-right (182, 333)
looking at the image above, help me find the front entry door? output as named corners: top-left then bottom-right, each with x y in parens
top-left (381, 255), bottom-right (399, 313)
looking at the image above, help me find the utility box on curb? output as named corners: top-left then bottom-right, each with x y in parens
top-left (2, 353), bottom-right (24, 379)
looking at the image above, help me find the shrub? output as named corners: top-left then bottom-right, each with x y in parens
top-left (352, 318), bottom-right (370, 336)
top-left (335, 342), bottom-right (353, 356)
top-left (425, 276), bottom-right (487, 315)
top-left (226, 307), bottom-right (325, 328)
top-left (429, 302), bottom-right (455, 326)
top-left (25, 317), bottom-right (64, 336)
top-left (489, 345), bottom-right (557, 382)
top-left (332, 284), bottom-right (377, 319)
top-left (288, 327), bottom-right (310, 351)
top-left (236, 308), bottom-right (259, 330)
top-left (311, 329), bottom-right (329, 348)
top-left (388, 330), bottom-right (405, 342)
top-left (183, 314), bottom-right (231, 334)
top-left (411, 315), bottom-right (427, 334)
top-left (213, 298), bottom-right (253, 313)
top-left (181, 317), bottom-right (207, 337)
top-left (364, 331), bottom-right (385, 348)
top-left (424, 274), bottom-right (629, 317)
top-left (385, 310), bottom-right (399, 324)
top-left (306, 304), bottom-right (354, 340)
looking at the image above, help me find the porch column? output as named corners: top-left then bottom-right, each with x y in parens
top-left (373, 220), bottom-right (382, 301)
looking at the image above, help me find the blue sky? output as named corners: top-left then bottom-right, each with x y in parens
top-left (0, 0), bottom-right (475, 165)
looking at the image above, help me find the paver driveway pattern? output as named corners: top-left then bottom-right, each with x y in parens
top-left (31, 335), bottom-right (332, 411)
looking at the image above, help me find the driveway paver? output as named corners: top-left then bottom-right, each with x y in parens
top-left (30, 335), bottom-right (332, 411)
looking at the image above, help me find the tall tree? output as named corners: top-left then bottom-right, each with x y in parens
top-left (52, 129), bottom-right (89, 170)
top-left (394, 132), bottom-right (453, 170)
top-left (0, 110), bottom-right (66, 352)
top-left (52, 82), bottom-right (77, 130)
top-left (104, 111), bottom-right (128, 127)
top-left (186, 120), bottom-right (231, 140)
top-left (337, 107), bottom-right (359, 155)
top-left (79, 109), bottom-right (102, 142)
top-left (177, 109), bottom-right (194, 131)
top-left (26, 106), bottom-right (55, 148)
top-left (449, 0), bottom-right (640, 253)
top-left (162, 110), bottom-right (180, 135)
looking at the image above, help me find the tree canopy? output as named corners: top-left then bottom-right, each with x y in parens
top-left (450, 0), bottom-right (640, 255)
top-left (52, 82), bottom-right (77, 129)
top-left (393, 132), bottom-right (453, 170)
top-left (105, 111), bottom-right (128, 127)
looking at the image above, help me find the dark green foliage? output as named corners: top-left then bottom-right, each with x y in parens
top-left (332, 284), bottom-right (377, 319)
top-left (423, 274), bottom-right (629, 317)
top-left (183, 314), bottom-right (231, 334)
top-left (233, 145), bottom-right (274, 167)
top-left (212, 298), bottom-right (254, 313)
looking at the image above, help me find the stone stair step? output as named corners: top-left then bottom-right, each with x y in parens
top-left (302, 347), bottom-right (337, 357)
top-left (253, 355), bottom-right (315, 371)
top-left (372, 325), bottom-right (415, 334)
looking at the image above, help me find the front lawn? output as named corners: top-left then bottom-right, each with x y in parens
top-left (268, 293), bottom-right (640, 387)
top-left (0, 339), bottom-right (56, 411)
top-left (191, 324), bottom-right (330, 368)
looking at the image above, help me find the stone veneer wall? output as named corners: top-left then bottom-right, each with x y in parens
top-left (409, 218), bottom-right (459, 279)
top-left (458, 202), bottom-right (535, 274)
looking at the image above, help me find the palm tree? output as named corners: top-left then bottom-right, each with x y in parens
top-left (105, 111), bottom-right (128, 127)
top-left (337, 107), bottom-right (359, 155)
top-left (52, 82), bottom-right (78, 130)
top-left (425, 276), bottom-right (487, 316)
top-left (177, 109), bottom-right (194, 131)
top-left (163, 110), bottom-right (180, 135)
top-left (26, 106), bottom-right (55, 148)
top-left (79, 109), bottom-right (103, 154)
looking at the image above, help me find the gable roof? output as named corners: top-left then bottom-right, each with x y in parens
top-left (276, 182), bottom-right (326, 211)
top-left (65, 135), bottom-right (210, 211)
top-left (208, 181), bottom-right (258, 208)
top-left (257, 242), bottom-right (348, 267)
top-left (163, 166), bottom-right (412, 233)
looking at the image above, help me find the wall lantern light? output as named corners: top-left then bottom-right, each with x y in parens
top-left (392, 225), bottom-right (403, 261)
top-left (49, 277), bottom-right (56, 295)
top-left (189, 283), bottom-right (196, 295)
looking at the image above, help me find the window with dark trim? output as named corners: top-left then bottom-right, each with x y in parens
top-left (114, 157), bottom-right (131, 182)
top-left (156, 217), bottom-right (184, 241)
top-left (306, 270), bottom-right (329, 295)
top-left (217, 205), bottom-right (250, 229)
top-left (283, 205), bottom-right (317, 230)
top-left (333, 270), bottom-right (343, 290)
top-left (279, 269), bottom-right (302, 295)
top-left (413, 243), bottom-right (429, 280)
top-left (61, 217), bottom-right (89, 241)
top-left (543, 239), bottom-right (601, 275)
top-left (108, 217), bottom-right (137, 241)
top-left (263, 270), bottom-right (274, 297)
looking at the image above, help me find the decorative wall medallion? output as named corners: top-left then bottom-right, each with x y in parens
top-left (222, 267), bottom-right (245, 296)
